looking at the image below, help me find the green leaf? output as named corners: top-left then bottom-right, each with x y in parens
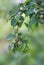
top-left (26, 8), bottom-right (34, 15)
top-left (9, 10), bottom-right (15, 16)
top-left (11, 18), bottom-right (17, 27)
top-left (25, 0), bottom-right (31, 5)
top-left (40, 19), bottom-right (44, 24)
top-left (8, 43), bottom-right (14, 51)
top-left (18, 43), bottom-right (26, 52)
top-left (19, 16), bottom-right (24, 22)
top-left (15, 14), bottom-right (20, 21)
top-left (39, 10), bottom-right (44, 15)
top-left (7, 34), bottom-right (15, 40)
top-left (28, 14), bottom-right (39, 27)
top-left (9, 6), bottom-right (19, 16)
top-left (15, 12), bottom-right (22, 21)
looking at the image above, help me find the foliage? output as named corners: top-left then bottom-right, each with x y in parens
top-left (1, 0), bottom-right (44, 65)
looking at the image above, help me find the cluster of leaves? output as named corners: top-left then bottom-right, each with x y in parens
top-left (6, 0), bottom-right (44, 65)
top-left (8, 0), bottom-right (44, 52)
